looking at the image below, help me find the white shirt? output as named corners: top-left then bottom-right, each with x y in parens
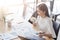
top-left (35, 16), bottom-right (56, 38)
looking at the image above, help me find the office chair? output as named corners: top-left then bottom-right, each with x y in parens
top-left (53, 21), bottom-right (60, 40)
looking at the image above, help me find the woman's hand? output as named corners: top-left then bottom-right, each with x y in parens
top-left (39, 33), bottom-right (44, 38)
top-left (33, 23), bottom-right (37, 26)
top-left (38, 31), bottom-right (45, 37)
top-left (44, 33), bottom-right (53, 38)
top-left (38, 32), bottom-right (52, 38)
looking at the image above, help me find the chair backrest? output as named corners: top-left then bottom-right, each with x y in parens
top-left (53, 21), bottom-right (60, 37)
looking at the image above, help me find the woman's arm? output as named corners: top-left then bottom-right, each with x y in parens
top-left (46, 18), bottom-right (56, 38)
top-left (44, 33), bottom-right (53, 38)
top-left (44, 19), bottom-right (56, 38)
top-left (38, 32), bottom-right (53, 38)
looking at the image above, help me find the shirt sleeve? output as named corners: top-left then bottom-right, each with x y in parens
top-left (47, 18), bottom-right (56, 38)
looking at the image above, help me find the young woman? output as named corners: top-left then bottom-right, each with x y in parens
top-left (32, 3), bottom-right (56, 40)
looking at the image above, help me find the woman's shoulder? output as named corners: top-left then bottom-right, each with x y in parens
top-left (46, 17), bottom-right (52, 22)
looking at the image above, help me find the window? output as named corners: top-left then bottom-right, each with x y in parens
top-left (52, 0), bottom-right (60, 22)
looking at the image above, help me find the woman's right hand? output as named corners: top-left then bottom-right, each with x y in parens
top-left (33, 23), bottom-right (37, 26)
top-left (38, 31), bottom-right (45, 37)
top-left (39, 33), bottom-right (44, 38)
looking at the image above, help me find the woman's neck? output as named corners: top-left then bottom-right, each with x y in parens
top-left (39, 15), bottom-right (47, 18)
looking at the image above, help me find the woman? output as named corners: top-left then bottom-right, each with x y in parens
top-left (32, 3), bottom-right (56, 40)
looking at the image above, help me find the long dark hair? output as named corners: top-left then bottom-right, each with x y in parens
top-left (37, 3), bottom-right (50, 17)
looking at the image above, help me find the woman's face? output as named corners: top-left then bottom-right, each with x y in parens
top-left (37, 8), bottom-right (45, 17)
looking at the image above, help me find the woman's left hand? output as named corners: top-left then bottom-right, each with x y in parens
top-left (44, 33), bottom-right (53, 38)
top-left (39, 32), bottom-right (53, 38)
